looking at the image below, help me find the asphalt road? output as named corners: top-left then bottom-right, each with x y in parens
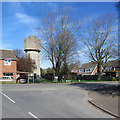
top-left (1, 83), bottom-right (115, 119)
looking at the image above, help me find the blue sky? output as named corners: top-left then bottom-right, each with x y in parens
top-left (2, 2), bottom-right (118, 68)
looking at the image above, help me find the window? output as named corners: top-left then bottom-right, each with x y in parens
top-left (115, 67), bottom-right (120, 71)
top-left (85, 68), bottom-right (91, 72)
top-left (4, 59), bottom-right (11, 65)
top-left (79, 69), bottom-right (84, 72)
top-left (4, 73), bottom-right (11, 76)
top-left (105, 67), bottom-right (112, 71)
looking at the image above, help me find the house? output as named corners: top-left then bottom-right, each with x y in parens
top-left (71, 65), bottom-right (79, 73)
top-left (0, 50), bottom-right (17, 82)
top-left (104, 59), bottom-right (120, 77)
top-left (78, 60), bottom-right (120, 77)
top-left (78, 61), bottom-right (98, 75)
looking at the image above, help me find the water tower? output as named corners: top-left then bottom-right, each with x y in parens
top-left (24, 36), bottom-right (41, 78)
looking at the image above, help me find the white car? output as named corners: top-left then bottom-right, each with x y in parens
top-left (0, 76), bottom-right (15, 82)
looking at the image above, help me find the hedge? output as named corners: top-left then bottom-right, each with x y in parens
top-left (77, 75), bottom-right (118, 81)
top-left (42, 73), bottom-right (77, 81)
top-left (42, 73), bottom-right (118, 81)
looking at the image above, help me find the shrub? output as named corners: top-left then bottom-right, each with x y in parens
top-left (77, 75), bottom-right (117, 81)
top-left (101, 75), bottom-right (112, 81)
top-left (112, 77), bottom-right (117, 81)
top-left (59, 73), bottom-right (77, 80)
top-left (77, 75), bottom-right (98, 81)
top-left (42, 73), bottom-right (53, 81)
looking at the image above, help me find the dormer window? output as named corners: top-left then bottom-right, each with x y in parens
top-left (85, 68), bottom-right (91, 72)
top-left (105, 67), bottom-right (112, 71)
top-left (79, 69), bottom-right (84, 72)
top-left (4, 60), bottom-right (11, 66)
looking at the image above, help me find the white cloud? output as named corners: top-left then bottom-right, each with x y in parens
top-left (15, 13), bottom-right (38, 24)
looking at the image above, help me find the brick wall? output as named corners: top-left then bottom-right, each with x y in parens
top-left (92, 66), bottom-right (103, 75)
top-left (0, 60), bottom-right (17, 82)
top-left (92, 66), bottom-right (97, 75)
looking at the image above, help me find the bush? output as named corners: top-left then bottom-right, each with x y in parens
top-left (42, 73), bottom-right (54, 80)
top-left (77, 75), bottom-right (98, 81)
top-left (112, 77), bottom-right (117, 81)
top-left (101, 75), bottom-right (112, 81)
top-left (77, 75), bottom-right (118, 81)
top-left (59, 73), bottom-right (77, 80)
top-left (43, 73), bottom-right (118, 82)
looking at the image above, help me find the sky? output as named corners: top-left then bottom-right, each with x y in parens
top-left (2, 2), bottom-right (118, 69)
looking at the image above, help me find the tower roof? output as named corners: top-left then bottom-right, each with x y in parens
top-left (24, 36), bottom-right (41, 52)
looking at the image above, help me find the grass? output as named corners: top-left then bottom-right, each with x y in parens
top-left (0, 79), bottom-right (118, 84)
top-left (40, 79), bottom-right (118, 83)
top-left (76, 80), bottom-right (114, 82)
top-left (0, 82), bottom-right (19, 84)
top-left (39, 78), bottom-right (52, 83)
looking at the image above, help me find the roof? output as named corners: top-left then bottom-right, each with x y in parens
top-left (106, 60), bottom-right (120, 67)
top-left (80, 59), bottom-right (120, 69)
top-left (80, 61), bottom-right (97, 69)
top-left (0, 50), bottom-right (17, 60)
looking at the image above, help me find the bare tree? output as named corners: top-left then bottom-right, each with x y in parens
top-left (82, 14), bottom-right (118, 80)
top-left (68, 60), bottom-right (81, 72)
top-left (17, 57), bottom-right (36, 72)
top-left (36, 9), bottom-right (84, 81)
top-left (14, 49), bottom-right (36, 72)
top-left (60, 32), bottom-right (79, 75)
top-left (13, 49), bottom-right (25, 58)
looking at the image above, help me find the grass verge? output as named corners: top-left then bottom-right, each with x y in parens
top-left (0, 79), bottom-right (117, 84)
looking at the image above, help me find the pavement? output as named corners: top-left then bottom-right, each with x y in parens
top-left (1, 83), bottom-right (115, 119)
top-left (88, 91), bottom-right (119, 118)
top-left (70, 81), bottom-right (119, 118)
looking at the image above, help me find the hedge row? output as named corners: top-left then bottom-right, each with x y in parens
top-left (42, 73), bottom-right (77, 81)
top-left (42, 73), bottom-right (53, 81)
top-left (77, 75), bottom-right (118, 81)
top-left (77, 75), bottom-right (98, 80)
top-left (42, 73), bottom-right (119, 81)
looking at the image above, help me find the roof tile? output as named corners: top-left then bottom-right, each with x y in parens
top-left (0, 50), bottom-right (17, 60)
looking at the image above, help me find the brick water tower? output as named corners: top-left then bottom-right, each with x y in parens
top-left (24, 36), bottom-right (41, 78)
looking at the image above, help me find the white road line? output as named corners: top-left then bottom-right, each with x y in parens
top-left (28, 112), bottom-right (40, 119)
top-left (0, 92), bottom-right (15, 104)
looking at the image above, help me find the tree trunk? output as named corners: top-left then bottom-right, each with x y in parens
top-left (97, 62), bottom-right (102, 81)
top-left (52, 60), bottom-right (56, 82)
top-left (53, 68), bottom-right (56, 82)
top-left (55, 61), bottom-right (61, 81)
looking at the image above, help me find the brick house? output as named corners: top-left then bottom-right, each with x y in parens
top-left (104, 60), bottom-right (120, 77)
top-left (0, 50), bottom-right (17, 82)
top-left (79, 61), bottom-right (98, 75)
top-left (71, 65), bottom-right (79, 73)
top-left (78, 60), bottom-right (120, 77)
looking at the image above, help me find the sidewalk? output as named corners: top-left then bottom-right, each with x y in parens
top-left (88, 91), bottom-right (119, 118)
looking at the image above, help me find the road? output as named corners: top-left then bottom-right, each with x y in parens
top-left (1, 83), bottom-right (114, 119)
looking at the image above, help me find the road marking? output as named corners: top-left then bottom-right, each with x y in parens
top-left (28, 112), bottom-right (40, 119)
top-left (0, 92), bottom-right (15, 104)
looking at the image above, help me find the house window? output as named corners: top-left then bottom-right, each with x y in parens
top-left (4, 73), bottom-right (11, 76)
top-left (105, 67), bottom-right (112, 71)
top-left (115, 67), bottom-right (120, 71)
top-left (85, 68), bottom-right (91, 72)
top-left (79, 69), bottom-right (84, 72)
top-left (4, 60), bottom-right (11, 66)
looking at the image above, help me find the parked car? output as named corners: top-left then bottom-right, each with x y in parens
top-left (17, 77), bottom-right (27, 83)
top-left (0, 76), bottom-right (14, 82)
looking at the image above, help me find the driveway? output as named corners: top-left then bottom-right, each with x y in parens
top-left (1, 83), bottom-right (114, 119)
